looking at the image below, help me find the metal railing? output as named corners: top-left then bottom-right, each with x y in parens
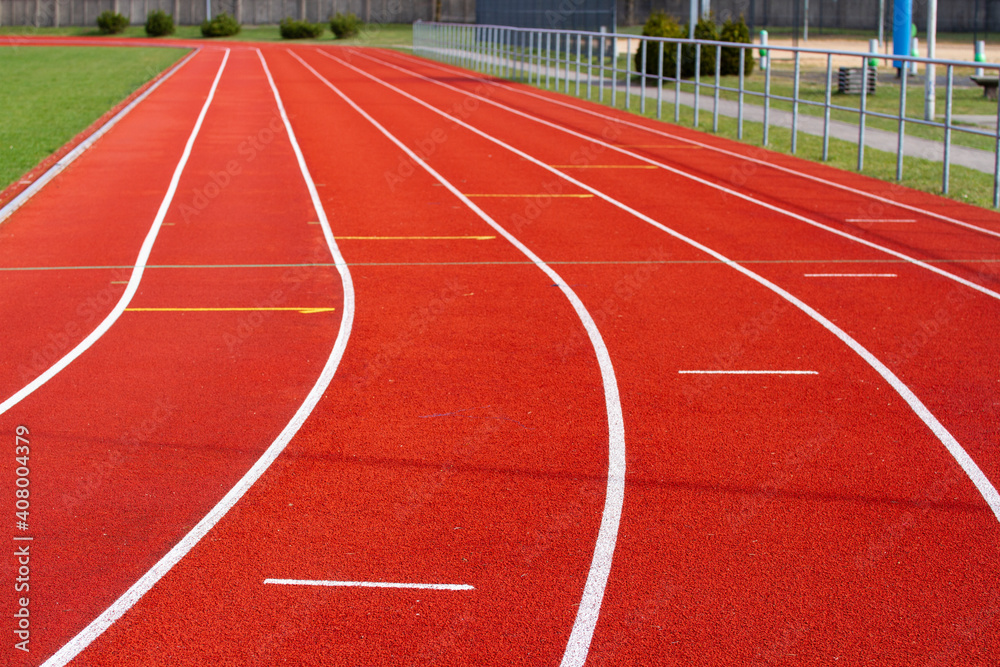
top-left (413, 21), bottom-right (1000, 207)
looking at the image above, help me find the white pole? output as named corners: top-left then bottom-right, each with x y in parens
top-left (925, 0), bottom-right (937, 121)
top-left (689, 0), bottom-right (697, 38)
top-left (804, 0), bottom-right (809, 41)
top-left (206, 0), bottom-right (211, 20)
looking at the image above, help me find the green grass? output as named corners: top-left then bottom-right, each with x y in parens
top-left (0, 22), bottom-right (415, 47)
top-left (0, 46), bottom-right (188, 190)
top-left (529, 68), bottom-right (997, 209)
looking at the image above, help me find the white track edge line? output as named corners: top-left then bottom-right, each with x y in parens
top-left (390, 48), bottom-right (1000, 242)
top-left (40, 49), bottom-right (356, 666)
top-left (360, 50), bottom-right (1000, 303)
top-left (0, 49), bottom-right (226, 417)
top-left (0, 47), bottom-right (201, 225)
top-left (321, 48), bottom-right (1000, 529)
top-left (292, 48), bottom-right (626, 667)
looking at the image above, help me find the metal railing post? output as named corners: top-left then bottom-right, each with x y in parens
top-left (943, 65), bottom-right (954, 194)
top-left (822, 54), bottom-right (832, 160)
top-left (713, 44), bottom-right (721, 133)
top-left (587, 36), bottom-right (594, 99)
top-left (674, 42), bottom-right (681, 123)
top-left (657, 40), bottom-right (664, 120)
top-left (897, 62), bottom-right (908, 181)
top-left (611, 34), bottom-right (618, 108)
top-left (576, 34), bottom-right (582, 96)
top-left (599, 34), bottom-right (606, 103)
top-left (694, 43), bottom-right (701, 127)
top-left (791, 51), bottom-right (801, 153)
top-left (640, 38), bottom-right (647, 114)
top-left (857, 53), bottom-right (869, 171)
top-left (763, 47), bottom-right (772, 145)
top-left (626, 37), bottom-right (633, 112)
top-left (738, 47), bottom-right (746, 139)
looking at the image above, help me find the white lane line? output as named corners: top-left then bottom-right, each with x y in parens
top-left (845, 219), bottom-right (917, 223)
top-left (40, 49), bottom-right (356, 667)
top-left (360, 51), bottom-right (1000, 304)
top-left (264, 579), bottom-right (474, 590)
top-left (298, 49), bottom-right (627, 667)
top-left (387, 50), bottom-right (1000, 242)
top-left (678, 370), bottom-right (818, 375)
top-left (325, 51), bottom-right (1000, 538)
top-left (0, 49), bottom-right (226, 417)
top-left (0, 48), bottom-right (200, 225)
top-left (804, 273), bottom-right (897, 277)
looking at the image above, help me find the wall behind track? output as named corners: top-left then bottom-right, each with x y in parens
top-left (0, 0), bottom-right (474, 27)
top-left (1, 0), bottom-right (997, 33)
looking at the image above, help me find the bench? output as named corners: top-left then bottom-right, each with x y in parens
top-left (970, 75), bottom-right (999, 100)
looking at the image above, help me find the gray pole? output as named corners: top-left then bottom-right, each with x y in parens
top-left (925, 0), bottom-right (937, 121)
top-left (804, 0), bottom-right (809, 40)
top-left (689, 0), bottom-right (696, 38)
top-left (878, 0), bottom-right (885, 50)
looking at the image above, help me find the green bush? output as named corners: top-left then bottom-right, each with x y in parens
top-left (279, 17), bottom-right (325, 39)
top-left (720, 15), bottom-right (755, 76)
top-left (145, 9), bottom-right (175, 37)
top-left (96, 10), bottom-right (129, 34)
top-left (329, 12), bottom-right (362, 39)
top-left (201, 12), bottom-right (240, 37)
top-left (634, 11), bottom-right (684, 78)
top-left (682, 16), bottom-right (718, 78)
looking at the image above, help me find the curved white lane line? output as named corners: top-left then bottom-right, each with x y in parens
top-left (0, 47), bottom-right (200, 225)
top-left (287, 48), bottom-right (627, 667)
top-left (389, 48), bottom-right (1000, 242)
top-left (40, 49), bottom-right (356, 666)
top-left (359, 50), bottom-right (1000, 303)
top-left (320, 48), bottom-right (1000, 528)
top-left (0, 49), bottom-right (227, 417)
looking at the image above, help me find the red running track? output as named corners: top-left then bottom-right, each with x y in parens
top-left (0, 38), bottom-right (998, 666)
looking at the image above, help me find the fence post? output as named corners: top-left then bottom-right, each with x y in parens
top-left (942, 65), bottom-right (954, 194)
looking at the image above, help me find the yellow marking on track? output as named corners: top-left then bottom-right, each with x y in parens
top-left (333, 235), bottom-right (496, 240)
top-left (549, 164), bottom-right (657, 169)
top-left (110, 281), bottom-right (128, 285)
top-left (126, 307), bottom-right (336, 314)
top-left (463, 193), bottom-right (594, 198)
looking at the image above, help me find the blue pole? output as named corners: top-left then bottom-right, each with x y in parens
top-left (893, 0), bottom-right (913, 72)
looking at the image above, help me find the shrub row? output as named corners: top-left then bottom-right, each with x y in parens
top-left (635, 12), bottom-right (755, 79)
top-left (96, 11), bottom-right (363, 40)
top-left (280, 17), bottom-right (325, 39)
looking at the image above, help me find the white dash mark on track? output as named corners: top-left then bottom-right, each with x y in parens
top-left (678, 370), bottom-right (818, 375)
top-left (264, 579), bottom-right (474, 590)
top-left (804, 273), bottom-right (897, 278)
top-left (845, 219), bottom-right (917, 223)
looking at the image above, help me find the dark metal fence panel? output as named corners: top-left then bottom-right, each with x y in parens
top-left (477, 0), bottom-right (616, 32)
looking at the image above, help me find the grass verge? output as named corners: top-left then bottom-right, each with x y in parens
top-left (0, 45), bottom-right (189, 191)
top-left (574, 80), bottom-right (998, 209)
top-left (0, 22), bottom-right (415, 47)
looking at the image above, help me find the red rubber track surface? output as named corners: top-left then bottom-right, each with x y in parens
top-left (0, 38), bottom-right (997, 666)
